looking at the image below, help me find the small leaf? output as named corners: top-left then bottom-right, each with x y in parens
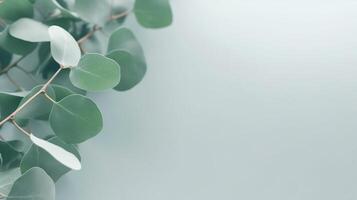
top-left (9, 18), bottom-right (50, 42)
top-left (0, 27), bottom-right (36, 55)
top-left (134, 0), bottom-right (173, 28)
top-left (69, 53), bottom-right (120, 91)
top-left (107, 28), bottom-right (146, 91)
top-left (8, 167), bottom-right (55, 200)
top-left (48, 25), bottom-right (81, 67)
top-left (50, 94), bottom-right (103, 143)
top-left (0, 0), bottom-right (33, 22)
top-left (28, 135), bottom-right (81, 171)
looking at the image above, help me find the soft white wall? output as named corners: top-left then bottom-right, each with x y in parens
top-left (57, 0), bottom-right (357, 199)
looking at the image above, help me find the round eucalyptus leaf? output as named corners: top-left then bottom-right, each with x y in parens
top-left (0, 0), bottom-right (33, 22)
top-left (69, 53), bottom-right (120, 91)
top-left (134, 0), bottom-right (173, 28)
top-left (49, 94), bottom-right (103, 144)
top-left (107, 28), bottom-right (146, 91)
top-left (9, 18), bottom-right (50, 42)
top-left (0, 27), bottom-right (36, 55)
top-left (48, 25), bottom-right (80, 67)
top-left (8, 167), bottom-right (55, 200)
top-left (21, 137), bottom-right (80, 181)
top-left (15, 85), bottom-right (56, 121)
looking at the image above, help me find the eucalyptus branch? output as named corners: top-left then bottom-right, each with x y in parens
top-left (0, 66), bottom-right (63, 126)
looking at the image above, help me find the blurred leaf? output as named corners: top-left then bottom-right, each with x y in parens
top-left (48, 25), bottom-right (80, 67)
top-left (74, 0), bottom-right (111, 25)
top-left (15, 85), bottom-right (56, 121)
top-left (107, 28), bottom-right (146, 91)
top-left (33, 0), bottom-right (78, 20)
top-left (0, 0), bottom-right (33, 22)
top-left (0, 168), bottom-right (21, 197)
top-left (134, 0), bottom-right (173, 28)
top-left (0, 141), bottom-right (23, 171)
top-left (9, 18), bottom-right (50, 42)
top-left (50, 94), bottom-right (103, 144)
top-left (8, 167), bottom-right (55, 200)
top-left (0, 27), bottom-right (36, 55)
top-left (70, 53), bottom-right (120, 91)
top-left (0, 48), bottom-right (12, 69)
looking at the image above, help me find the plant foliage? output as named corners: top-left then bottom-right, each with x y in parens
top-left (0, 0), bottom-right (173, 199)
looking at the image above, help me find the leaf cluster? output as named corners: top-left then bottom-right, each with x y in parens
top-left (0, 0), bottom-right (172, 199)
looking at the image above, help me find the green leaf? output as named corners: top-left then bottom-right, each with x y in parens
top-left (0, 48), bottom-right (12, 69)
top-left (0, 168), bottom-right (21, 197)
top-left (0, 92), bottom-right (24, 121)
top-left (20, 137), bottom-right (80, 181)
top-left (0, 141), bottom-right (23, 171)
top-left (8, 167), bottom-right (55, 200)
top-left (107, 28), bottom-right (146, 91)
top-left (134, 0), bottom-right (173, 28)
top-left (48, 25), bottom-right (81, 67)
top-left (49, 94), bottom-right (103, 144)
top-left (73, 0), bottom-right (111, 25)
top-left (9, 18), bottom-right (50, 42)
top-left (0, 27), bottom-right (36, 55)
top-left (15, 85), bottom-right (56, 121)
top-left (69, 53), bottom-right (120, 91)
top-left (0, 0), bottom-right (33, 22)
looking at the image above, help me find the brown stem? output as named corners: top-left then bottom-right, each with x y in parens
top-left (0, 67), bottom-right (63, 126)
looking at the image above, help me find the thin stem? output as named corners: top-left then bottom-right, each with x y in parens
top-left (77, 25), bottom-right (102, 44)
top-left (44, 92), bottom-right (56, 103)
top-left (5, 73), bottom-right (24, 91)
top-left (11, 119), bottom-right (31, 137)
top-left (110, 9), bottom-right (131, 21)
top-left (0, 67), bottom-right (63, 126)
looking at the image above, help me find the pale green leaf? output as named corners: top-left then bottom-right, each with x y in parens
top-left (9, 18), bottom-right (50, 42)
top-left (69, 53), bottom-right (120, 91)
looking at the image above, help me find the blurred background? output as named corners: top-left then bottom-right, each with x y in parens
top-left (57, 0), bottom-right (357, 199)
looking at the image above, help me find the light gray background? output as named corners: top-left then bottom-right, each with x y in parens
top-left (57, 0), bottom-right (357, 199)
